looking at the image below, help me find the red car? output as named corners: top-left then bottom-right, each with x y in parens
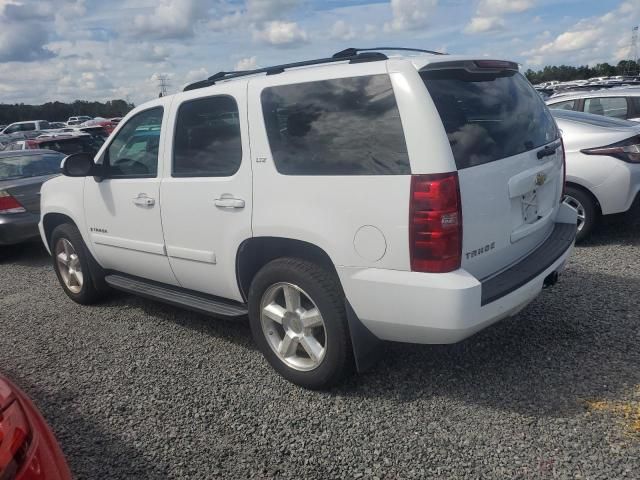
top-left (0, 375), bottom-right (71, 480)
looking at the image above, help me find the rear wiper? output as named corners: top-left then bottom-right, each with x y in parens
top-left (536, 141), bottom-right (561, 159)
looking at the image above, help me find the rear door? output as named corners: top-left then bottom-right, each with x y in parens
top-left (159, 84), bottom-right (252, 301)
top-left (421, 64), bottom-right (563, 279)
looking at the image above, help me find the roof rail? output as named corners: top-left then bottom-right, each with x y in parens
top-left (333, 47), bottom-right (447, 58)
top-left (183, 51), bottom-right (387, 92)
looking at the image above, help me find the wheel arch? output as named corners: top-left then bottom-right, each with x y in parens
top-left (42, 212), bottom-right (79, 250)
top-left (236, 237), bottom-right (338, 302)
top-left (565, 181), bottom-right (602, 216)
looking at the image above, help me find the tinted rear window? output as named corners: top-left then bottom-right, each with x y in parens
top-left (261, 74), bottom-right (410, 175)
top-left (421, 69), bottom-right (558, 169)
top-left (0, 152), bottom-right (63, 180)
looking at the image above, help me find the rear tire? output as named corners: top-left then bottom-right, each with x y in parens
top-left (563, 186), bottom-right (598, 242)
top-left (248, 258), bottom-right (353, 389)
top-left (51, 224), bottom-right (108, 304)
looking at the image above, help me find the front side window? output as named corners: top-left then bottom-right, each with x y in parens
top-left (5, 125), bottom-right (20, 134)
top-left (105, 107), bottom-right (163, 178)
top-left (548, 100), bottom-right (576, 111)
top-left (21, 123), bottom-right (36, 132)
top-left (261, 74), bottom-right (410, 175)
top-left (583, 97), bottom-right (628, 119)
top-left (173, 96), bottom-right (242, 177)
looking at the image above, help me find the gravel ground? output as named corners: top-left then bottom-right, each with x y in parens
top-left (1, 210), bottom-right (639, 479)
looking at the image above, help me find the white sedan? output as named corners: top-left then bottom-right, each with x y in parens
top-left (553, 110), bottom-right (640, 240)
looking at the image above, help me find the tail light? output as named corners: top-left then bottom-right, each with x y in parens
top-left (581, 135), bottom-right (640, 163)
top-left (0, 191), bottom-right (26, 214)
top-left (0, 401), bottom-right (32, 480)
top-left (409, 173), bottom-right (462, 273)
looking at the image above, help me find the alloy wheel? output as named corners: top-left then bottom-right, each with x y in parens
top-left (563, 195), bottom-right (586, 232)
top-left (260, 282), bottom-right (327, 372)
top-left (55, 238), bottom-right (83, 294)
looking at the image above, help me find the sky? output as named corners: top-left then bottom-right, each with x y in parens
top-left (0, 0), bottom-right (639, 105)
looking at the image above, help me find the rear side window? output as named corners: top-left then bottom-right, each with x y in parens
top-left (548, 99), bottom-right (576, 111)
top-left (173, 96), bottom-right (242, 177)
top-left (261, 74), bottom-right (410, 175)
top-left (421, 69), bottom-right (558, 169)
top-left (583, 97), bottom-right (628, 119)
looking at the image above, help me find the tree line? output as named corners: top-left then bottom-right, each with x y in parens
top-left (0, 99), bottom-right (135, 125)
top-left (524, 60), bottom-right (639, 84)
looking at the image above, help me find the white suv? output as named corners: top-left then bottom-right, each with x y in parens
top-left (39, 49), bottom-right (577, 388)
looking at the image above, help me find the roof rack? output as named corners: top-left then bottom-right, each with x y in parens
top-left (184, 51), bottom-right (387, 92)
top-left (332, 47), bottom-right (447, 58)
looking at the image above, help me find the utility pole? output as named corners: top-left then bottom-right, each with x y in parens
top-left (623, 26), bottom-right (639, 77)
top-left (157, 74), bottom-right (170, 98)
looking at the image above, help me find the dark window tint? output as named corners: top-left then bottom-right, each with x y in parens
top-left (21, 123), bottom-right (36, 132)
top-left (106, 107), bottom-right (163, 178)
top-left (261, 75), bottom-right (410, 175)
top-left (421, 70), bottom-right (558, 169)
top-left (583, 97), bottom-right (628, 119)
top-left (0, 152), bottom-right (64, 180)
top-left (173, 96), bottom-right (242, 177)
top-left (40, 136), bottom-right (104, 155)
top-left (548, 99), bottom-right (576, 111)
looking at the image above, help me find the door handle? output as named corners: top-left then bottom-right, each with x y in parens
top-left (133, 193), bottom-right (155, 207)
top-left (214, 196), bottom-right (245, 209)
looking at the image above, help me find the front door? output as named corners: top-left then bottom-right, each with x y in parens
top-left (84, 103), bottom-right (178, 285)
top-left (160, 85), bottom-right (252, 301)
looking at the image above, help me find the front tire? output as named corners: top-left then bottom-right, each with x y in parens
top-left (248, 258), bottom-right (352, 389)
top-left (51, 224), bottom-right (107, 304)
top-left (563, 186), bottom-right (598, 242)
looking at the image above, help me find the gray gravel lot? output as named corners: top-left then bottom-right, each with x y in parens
top-left (1, 211), bottom-right (639, 479)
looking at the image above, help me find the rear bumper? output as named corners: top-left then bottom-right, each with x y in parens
top-left (0, 212), bottom-right (40, 246)
top-left (338, 217), bottom-right (576, 345)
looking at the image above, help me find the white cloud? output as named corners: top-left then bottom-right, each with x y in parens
top-left (252, 20), bottom-right (308, 46)
top-left (464, 16), bottom-right (504, 34)
top-left (331, 20), bottom-right (356, 40)
top-left (476, 0), bottom-right (533, 15)
top-left (384, 0), bottom-right (438, 32)
top-left (246, 0), bottom-right (299, 21)
top-left (522, 1), bottom-right (640, 67)
top-left (465, 0), bottom-right (534, 35)
top-left (235, 56), bottom-right (258, 70)
top-left (184, 67), bottom-right (209, 84)
top-left (132, 0), bottom-right (208, 39)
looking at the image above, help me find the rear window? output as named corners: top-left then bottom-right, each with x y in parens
top-left (421, 69), bottom-right (558, 169)
top-left (0, 152), bottom-right (64, 180)
top-left (261, 74), bottom-right (410, 175)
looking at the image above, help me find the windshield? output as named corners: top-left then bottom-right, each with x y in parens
top-left (0, 152), bottom-right (64, 180)
top-left (421, 69), bottom-right (559, 169)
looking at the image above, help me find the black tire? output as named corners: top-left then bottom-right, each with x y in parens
top-left (248, 258), bottom-right (353, 389)
top-left (564, 186), bottom-right (598, 242)
top-left (50, 223), bottom-right (108, 304)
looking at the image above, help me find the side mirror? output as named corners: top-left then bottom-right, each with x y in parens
top-left (61, 152), bottom-right (98, 177)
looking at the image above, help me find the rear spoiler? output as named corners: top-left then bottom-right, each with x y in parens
top-left (420, 60), bottom-right (519, 73)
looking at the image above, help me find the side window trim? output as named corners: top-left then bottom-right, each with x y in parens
top-left (171, 94), bottom-right (243, 178)
top-left (102, 106), bottom-right (164, 179)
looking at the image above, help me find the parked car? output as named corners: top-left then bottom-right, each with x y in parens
top-left (3, 135), bottom-right (104, 156)
top-left (66, 116), bottom-right (92, 126)
top-left (48, 122), bottom-right (67, 129)
top-left (0, 374), bottom-right (72, 479)
top-left (1, 150), bottom-right (63, 247)
top-left (553, 110), bottom-right (640, 240)
top-left (547, 88), bottom-right (640, 121)
top-left (39, 49), bottom-right (576, 388)
top-left (0, 120), bottom-right (54, 137)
